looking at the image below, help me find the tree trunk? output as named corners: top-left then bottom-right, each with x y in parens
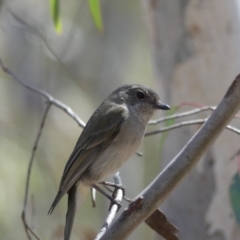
top-left (141, 0), bottom-right (240, 239)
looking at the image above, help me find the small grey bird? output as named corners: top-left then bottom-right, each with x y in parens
top-left (48, 84), bottom-right (170, 240)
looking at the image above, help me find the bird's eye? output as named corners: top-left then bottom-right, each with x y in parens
top-left (136, 91), bottom-right (145, 99)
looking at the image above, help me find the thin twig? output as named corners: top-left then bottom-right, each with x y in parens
top-left (9, 10), bottom-right (78, 84)
top-left (145, 119), bottom-right (240, 137)
top-left (226, 124), bottom-right (240, 134)
top-left (148, 106), bottom-right (215, 125)
top-left (52, 99), bottom-right (85, 128)
top-left (146, 119), bottom-right (207, 137)
top-left (95, 172), bottom-right (124, 240)
top-left (30, 195), bottom-right (35, 230)
top-left (148, 105), bottom-right (240, 126)
top-left (0, 57), bottom-right (86, 240)
top-left (0, 58), bottom-right (85, 128)
top-left (21, 103), bottom-right (52, 240)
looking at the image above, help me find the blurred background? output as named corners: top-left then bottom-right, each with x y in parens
top-left (1, 0), bottom-right (240, 240)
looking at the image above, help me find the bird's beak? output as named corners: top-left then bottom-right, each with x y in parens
top-left (154, 102), bottom-right (171, 110)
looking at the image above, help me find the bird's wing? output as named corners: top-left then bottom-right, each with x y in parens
top-left (48, 104), bottom-right (126, 214)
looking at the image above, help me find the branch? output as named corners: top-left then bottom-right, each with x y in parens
top-left (146, 119), bottom-right (207, 136)
top-left (100, 75), bottom-right (240, 239)
top-left (95, 172), bottom-right (124, 240)
top-left (9, 10), bottom-right (79, 84)
top-left (0, 58), bottom-right (85, 240)
top-left (0, 58), bottom-right (85, 128)
top-left (145, 119), bottom-right (240, 137)
top-left (148, 105), bottom-right (240, 126)
top-left (21, 103), bottom-right (52, 240)
top-left (148, 106), bottom-right (216, 125)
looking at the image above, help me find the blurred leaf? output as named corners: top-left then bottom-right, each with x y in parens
top-left (88, 0), bottom-right (103, 32)
top-left (145, 209), bottom-right (179, 240)
top-left (229, 173), bottom-right (240, 225)
top-left (158, 106), bottom-right (178, 153)
top-left (50, 0), bottom-right (62, 33)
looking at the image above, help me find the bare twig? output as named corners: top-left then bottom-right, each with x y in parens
top-left (148, 105), bottom-right (240, 126)
top-left (226, 125), bottom-right (240, 134)
top-left (0, 58), bottom-right (85, 128)
top-left (30, 195), bottom-right (36, 230)
top-left (145, 119), bottom-right (240, 137)
top-left (100, 75), bottom-right (240, 239)
top-left (21, 103), bottom-right (52, 240)
top-left (95, 172), bottom-right (124, 240)
top-left (148, 106), bottom-right (215, 125)
top-left (9, 10), bottom-right (79, 84)
top-left (0, 57), bottom-right (86, 240)
top-left (0, 58), bottom-right (84, 240)
top-left (146, 119), bottom-right (207, 137)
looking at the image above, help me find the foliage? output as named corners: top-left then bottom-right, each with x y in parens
top-left (49, 0), bottom-right (103, 33)
top-left (50, 0), bottom-right (62, 33)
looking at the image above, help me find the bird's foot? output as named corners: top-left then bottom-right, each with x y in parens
top-left (99, 181), bottom-right (126, 196)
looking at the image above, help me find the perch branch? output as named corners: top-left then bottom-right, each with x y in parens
top-left (95, 172), bottom-right (124, 240)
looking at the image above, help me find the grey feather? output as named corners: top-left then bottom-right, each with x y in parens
top-left (64, 185), bottom-right (77, 240)
top-left (48, 105), bottom-right (126, 214)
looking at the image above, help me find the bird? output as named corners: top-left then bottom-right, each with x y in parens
top-left (48, 84), bottom-right (170, 240)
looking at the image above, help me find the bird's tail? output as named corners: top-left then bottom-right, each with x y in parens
top-left (64, 185), bottom-right (77, 240)
top-left (64, 183), bottom-right (89, 240)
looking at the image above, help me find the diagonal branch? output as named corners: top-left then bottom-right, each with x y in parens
top-left (9, 10), bottom-right (79, 84)
top-left (100, 75), bottom-right (240, 239)
top-left (101, 182), bottom-right (179, 240)
top-left (0, 58), bottom-right (85, 128)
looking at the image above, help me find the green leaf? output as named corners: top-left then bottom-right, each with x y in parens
top-left (158, 106), bottom-right (178, 153)
top-left (229, 173), bottom-right (240, 225)
top-left (88, 0), bottom-right (103, 32)
top-left (50, 0), bottom-right (62, 33)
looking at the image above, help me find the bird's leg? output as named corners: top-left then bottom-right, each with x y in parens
top-left (92, 184), bottom-right (122, 210)
top-left (98, 181), bottom-right (126, 196)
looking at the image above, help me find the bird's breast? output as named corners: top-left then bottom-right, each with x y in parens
top-left (85, 117), bottom-right (145, 184)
